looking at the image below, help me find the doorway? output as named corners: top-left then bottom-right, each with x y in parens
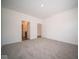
top-left (37, 24), bottom-right (42, 38)
top-left (22, 20), bottom-right (30, 41)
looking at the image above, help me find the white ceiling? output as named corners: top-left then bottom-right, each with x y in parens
top-left (2, 0), bottom-right (78, 19)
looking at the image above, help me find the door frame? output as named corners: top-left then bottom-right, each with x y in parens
top-left (21, 20), bottom-right (30, 41)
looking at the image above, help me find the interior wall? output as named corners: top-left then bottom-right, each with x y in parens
top-left (2, 8), bottom-right (42, 45)
top-left (2, 7), bottom-right (78, 45)
top-left (22, 21), bottom-right (28, 32)
top-left (37, 24), bottom-right (42, 37)
top-left (43, 8), bottom-right (78, 45)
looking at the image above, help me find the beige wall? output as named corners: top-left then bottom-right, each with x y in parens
top-left (22, 21), bottom-right (28, 32)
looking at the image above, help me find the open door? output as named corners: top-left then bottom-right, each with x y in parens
top-left (22, 20), bottom-right (30, 41)
top-left (37, 24), bottom-right (42, 38)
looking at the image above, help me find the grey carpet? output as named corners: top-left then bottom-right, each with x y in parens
top-left (1, 38), bottom-right (78, 59)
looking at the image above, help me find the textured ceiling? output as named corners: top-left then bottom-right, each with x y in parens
top-left (2, 0), bottom-right (78, 19)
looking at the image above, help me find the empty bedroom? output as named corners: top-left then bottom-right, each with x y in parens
top-left (1, 0), bottom-right (78, 59)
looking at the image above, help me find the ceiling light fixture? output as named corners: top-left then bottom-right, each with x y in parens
top-left (41, 4), bottom-right (44, 7)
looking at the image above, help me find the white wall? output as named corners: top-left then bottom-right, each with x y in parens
top-left (2, 8), bottom-right (42, 45)
top-left (2, 7), bottom-right (78, 45)
top-left (43, 8), bottom-right (78, 45)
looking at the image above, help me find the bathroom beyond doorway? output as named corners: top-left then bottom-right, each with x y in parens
top-left (22, 20), bottom-right (30, 40)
